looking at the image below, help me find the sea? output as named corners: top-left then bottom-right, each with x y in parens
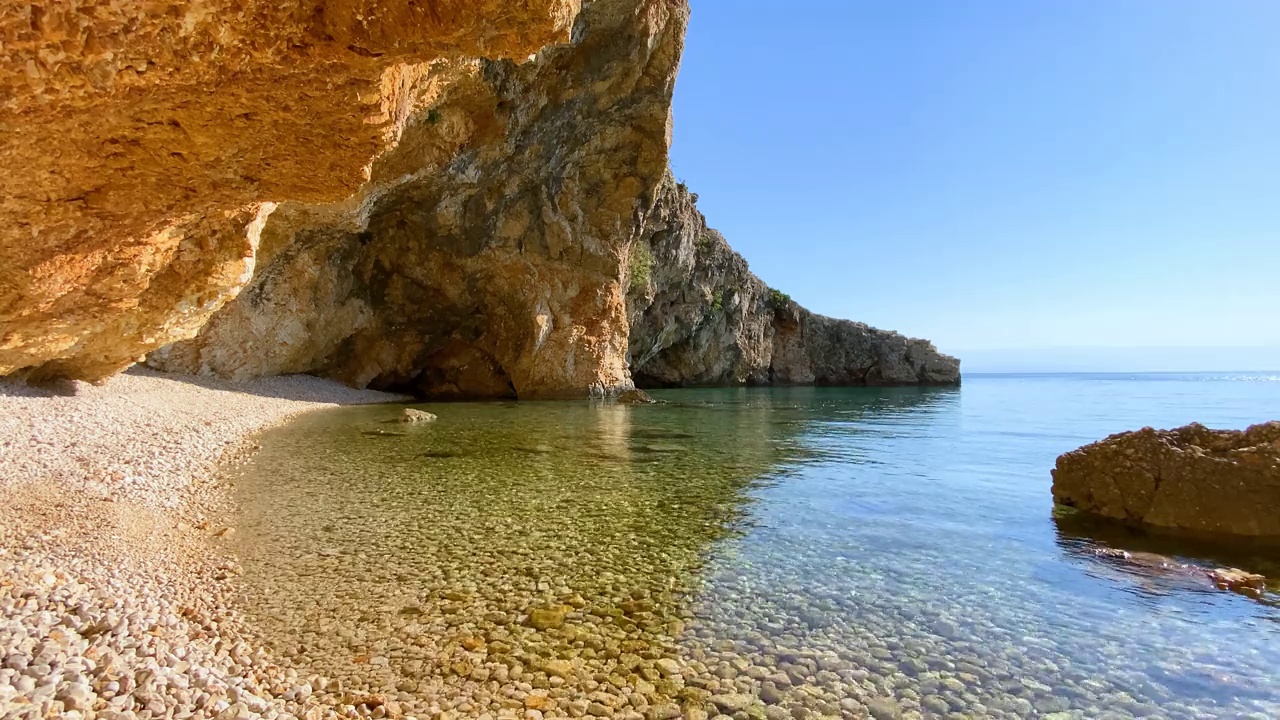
top-left (229, 372), bottom-right (1280, 719)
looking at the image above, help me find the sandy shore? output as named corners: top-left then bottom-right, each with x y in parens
top-left (0, 368), bottom-right (402, 719)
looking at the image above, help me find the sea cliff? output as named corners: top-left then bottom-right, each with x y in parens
top-left (3, 0), bottom-right (957, 396)
top-left (628, 176), bottom-right (960, 387)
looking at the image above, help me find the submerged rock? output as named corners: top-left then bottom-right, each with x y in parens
top-left (396, 408), bottom-right (437, 424)
top-left (617, 389), bottom-right (657, 404)
top-left (527, 606), bottom-right (568, 630)
top-left (1052, 421), bottom-right (1280, 536)
top-left (1086, 547), bottom-right (1268, 599)
top-left (709, 694), bottom-right (756, 714)
top-left (1207, 567), bottom-right (1267, 596)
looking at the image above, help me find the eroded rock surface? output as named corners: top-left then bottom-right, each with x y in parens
top-left (27, 0), bottom-right (962, 397)
top-left (149, 0), bottom-right (958, 398)
top-left (151, 0), bottom-right (689, 399)
top-left (1, 0), bottom-right (580, 381)
top-left (1052, 422), bottom-right (1280, 536)
top-left (627, 177), bottom-right (960, 387)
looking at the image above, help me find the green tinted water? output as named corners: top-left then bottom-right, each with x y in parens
top-left (229, 377), bottom-right (1280, 719)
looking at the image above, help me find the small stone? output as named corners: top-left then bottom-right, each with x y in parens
top-left (528, 607), bottom-right (567, 630)
top-left (397, 408), bottom-right (437, 423)
top-left (57, 682), bottom-right (94, 711)
top-left (709, 694), bottom-right (755, 714)
top-left (526, 693), bottom-right (556, 711)
top-left (647, 704), bottom-right (681, 720)
top-left (544, 660), bottom-right (574, 678)
top-left (654, 658), bottom-right (681, 678)
top-left (921, 695), bottom-right (949, 715)
top-left (838, 698), bottom-right (863, 715)
top-left (867, 698), bottom-right (901, 720)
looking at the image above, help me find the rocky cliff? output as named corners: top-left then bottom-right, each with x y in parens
top-left (0, 0), bottom-right (580, 381)
top-left (627, 176), bottom-right (960, 387)
top-left (149, 0), bottom-right (688, 399)
top-left (5, 0), bottom-right (960, 397)
top-left (1053, 422), bottom-right (1280, 537)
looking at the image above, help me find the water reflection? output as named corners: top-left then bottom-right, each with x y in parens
top-left (230, 393), bottom-right (815, 707)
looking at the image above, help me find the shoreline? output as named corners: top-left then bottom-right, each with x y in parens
top-left (0, 368), bottom-right (404, 719)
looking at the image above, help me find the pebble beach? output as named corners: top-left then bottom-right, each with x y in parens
top-left (0, 368), bottom-right (400, 719)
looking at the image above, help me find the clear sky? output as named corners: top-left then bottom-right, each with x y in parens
top-left (669, 1), bottom-right (1280, 369)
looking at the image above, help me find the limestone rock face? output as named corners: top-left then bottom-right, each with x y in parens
top-left (1052, 422), bottom-right (1280, 537)
top-left (150, 0), bottom-right (689, 399)
top-left (0, 0), bottom-right (580, 381)
top-left (627, 177), bottom-right (960, 387)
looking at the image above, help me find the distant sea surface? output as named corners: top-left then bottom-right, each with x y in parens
top-left (232, 372), bottom-right (1280, 718)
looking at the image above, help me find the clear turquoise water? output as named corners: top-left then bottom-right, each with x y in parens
top-left (232, 372), bottom-right (1280, 719)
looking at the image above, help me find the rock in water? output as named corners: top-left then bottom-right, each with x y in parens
top-left (1207, 567), bottom-right (1268, 596)
top-left (617, 389), bottom-right (657, 404)
top-left (1086, 547), bottom-right (1269, 599)
top-left (397, 408), bottom-right (437, 424)
top-left (709, 694), bottom-right (756, 714)
top-left (527, 606), bottom-right (568, 630)
top-left (1052, 421), bottom-right (1280, 536)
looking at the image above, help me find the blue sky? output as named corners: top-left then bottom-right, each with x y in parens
top-left (669, 1), bottom-right (1280, 368)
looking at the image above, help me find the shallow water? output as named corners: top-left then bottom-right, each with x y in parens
top-left (230, 373), bottom-right (1280, 719)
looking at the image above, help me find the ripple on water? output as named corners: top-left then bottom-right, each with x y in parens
top-left (228, 379), bottom-right (1280, 719)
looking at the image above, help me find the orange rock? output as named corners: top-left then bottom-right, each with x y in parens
top-left (149, 0), bottom-right (690, 400)
top-left (1207, 567), bottom-right (1267, 596)
top-left (0, 0), bottom-right (579, 381)
top-left (1054, 422), bottom-right (1280, 536)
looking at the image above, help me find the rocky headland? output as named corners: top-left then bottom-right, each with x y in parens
top-left (627, 176), bottom-right (959, 387)
top-left (1052, 422), bottom-right (1280, 537)
top-left (3, 0), bottom-right (957, 398)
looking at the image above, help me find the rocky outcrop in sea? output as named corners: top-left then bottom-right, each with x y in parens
top-left (627, 176), bottom-right (959, 387)
top-left (1052, 421), bottom-right (1280, 537)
